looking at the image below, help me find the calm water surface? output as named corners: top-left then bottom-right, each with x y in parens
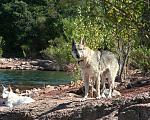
top-left (0, 69), bottom-right (73, 89)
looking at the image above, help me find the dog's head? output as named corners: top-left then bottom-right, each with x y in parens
top-left (1, 85), bottom-right (13, 99)
top-left (1, 85), bottom-right (9, 98)
top-left (72, 39), bottom-right (88, 61)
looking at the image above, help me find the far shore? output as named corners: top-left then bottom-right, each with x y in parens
top-left (0, 58), bottom-right (67, 71)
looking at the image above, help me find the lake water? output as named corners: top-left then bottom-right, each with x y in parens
top-left (0, 69), bottom-right (73, 90)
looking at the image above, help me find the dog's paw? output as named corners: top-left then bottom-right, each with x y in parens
top-left (80, 96), bottom-right (87, 102)
top-left (101, 93), bottom-right (106, 98)
top-left (80, 98), bottom-right (86, 102)
top-left (107, 95), bottom-right (112, 99)
top-left (96, 95), bottom-right (102, 99)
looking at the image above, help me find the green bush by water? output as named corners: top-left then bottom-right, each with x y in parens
top-left (131, 47), bottom-right (150, 72)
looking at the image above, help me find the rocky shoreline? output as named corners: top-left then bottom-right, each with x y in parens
top-left (0, 58), bottom-right (65, 71)
top-left (0, 81), bottom-right (150, 120)
top-left (0, 58), bottom-right (150, 120)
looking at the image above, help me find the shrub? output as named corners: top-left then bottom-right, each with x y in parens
top-left (131, 47), bottom-right (150, 72)
top-left (41, 36), bottom-right (74, 65)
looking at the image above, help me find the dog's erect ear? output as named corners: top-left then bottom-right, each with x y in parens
top-left (80, 37), bottom-right (85, 45)
top-left (1, 84), bottom-right (8, 91)
top-left (1, 84), bottom-right (5, 90)
top-left (8, 85), bottom-right (13, 92)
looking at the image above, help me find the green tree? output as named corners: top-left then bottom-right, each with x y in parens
top-left (0, 0), bottom-right (64, 58)
top-left (0, 1), bottom-right (33, 57)
top-left (62, 0), bottom-right (149, 80)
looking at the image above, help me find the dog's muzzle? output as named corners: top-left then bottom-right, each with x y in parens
top-left (72, 40), bottom-right (80, 59)
top-left (77, 59), bottom-right (84, 64)
top-left (76, 53), bottom-right (80, 59)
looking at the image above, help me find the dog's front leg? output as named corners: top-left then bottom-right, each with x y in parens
top-left (82, 73), bottom-right (89, 101)
top-left (6, 101), bottom-right (13, 108)
top-left (101, 74), bottom-right (106, 98)
top-left (96, 72), bottom-right (101, 99)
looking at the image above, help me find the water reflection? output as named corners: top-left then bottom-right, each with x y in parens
top-left (0, 69), bottom-right (73, 89)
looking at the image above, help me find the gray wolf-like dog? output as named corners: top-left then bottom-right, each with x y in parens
top-left (72, 39), bottom-right (119, 100)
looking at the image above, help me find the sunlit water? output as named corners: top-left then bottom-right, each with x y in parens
top-left (0, 69), bottom-right (73, 90)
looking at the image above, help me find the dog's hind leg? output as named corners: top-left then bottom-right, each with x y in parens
top-left (107, 70), bottom-right (115, 98)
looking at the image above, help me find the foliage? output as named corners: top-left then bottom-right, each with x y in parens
top-left (138, 6), bottom-right (150, 48)
top-left (0, 0), bottom-right (62, 58)
top-left (0, 36), bottom-right (3, 57)
top-left (131, 47), bottom-right (150, 72)
top-left (62, 1), bottom-right (115, 50)
top-left (0, 0), bottom-right (149, 75)
top-left (41, 36), bottom-right (73, 64)
top-left (0, 1), bottom-right (34, 57)
top-left (62, 0), bottom-right (150, 78)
